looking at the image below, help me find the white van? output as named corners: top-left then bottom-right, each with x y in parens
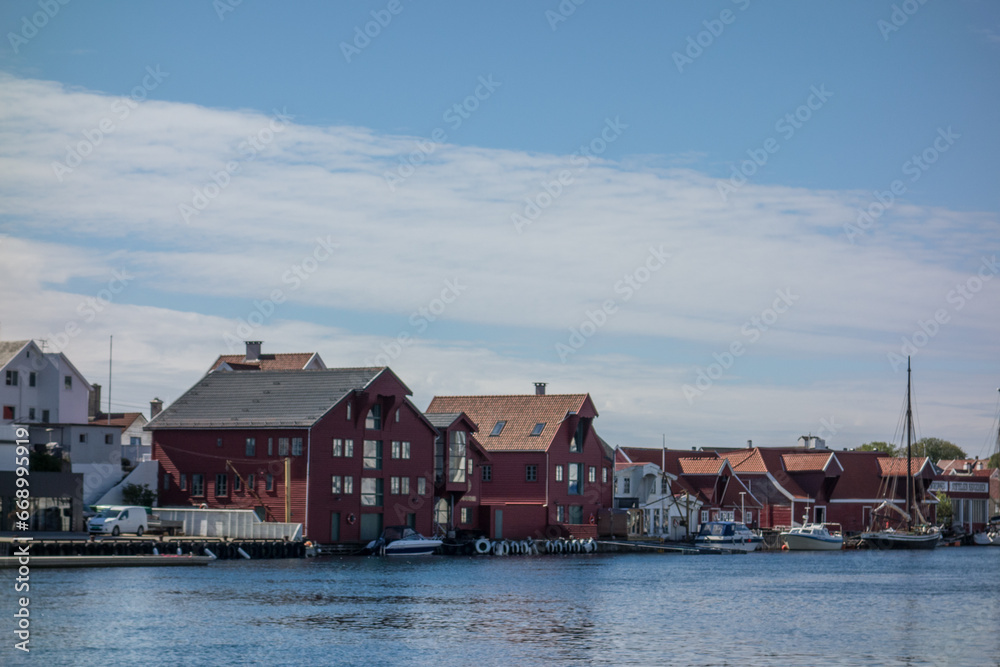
top-left (88, 506), bottom-right (149, 536)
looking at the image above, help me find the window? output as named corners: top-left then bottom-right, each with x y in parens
top-left (391, 441), bottom-right (400, 459)
top-left (265, 474), bottom-right (274, 491)
top-left (434, 436), bottom-right (444, 483)
top-left (131, 436), bottom-right (141, 447)
top-left (555, 465), bottom-right (564, 482)
top-left (744, 511), bottom-right (753, 523)
top-left (192, 474), bottom-right (204, 496)
top-left (467, 459), bottom-right (472, 476)
top-left (390, 476), bottom-right (400, 495)
top-left (460, 507), bottom-right (471, 524)
top-left (3, 406), bottom-right (14, 420)
top-left (556, 505), bottom-right (566, 522)
top-left (395, 409), bottom-right (400, 423)
top-left (28, 408), bottom-right (35, 420)
top-left (603, 467), bottom-right (608, 484)
top-left (180, 474), bottom-right (187, 491)
top-left (343, 476), bottom-right (353, 494)
top-left (5, 370), bottom-right (17, 386)
top-left (569, 506), bottom-right (583, 524)
top-left (449, 430), bottom-right (467, 483)
top-left (361, 478), bottom-right (383, 506)
top-left (292, 437), bottom-right (303, 456)
top-left (570, 421), bottom-right (585, 453)
top-left (530, 422), bottom-right (545, 436)
top-left (700, 510), bottom-right (710, 524)
top-left (400, 476), bottom-right (409, 494)
top-left (78, 432), bottom-right (86, 443)
top-left (245, 438), bottom-right (256, 457)
top-left (346, 402), bottom-right (352, 420)
top-left (490, 421), bottom-right (506, 436)
top-left (332, 475), bottom-right (343, 494)
top-left (568, 463), bottom-right (583, 495)
top-left (215, 474), bottom-right (228, 496)
top-left (41, 409), bottom-right (49, 423)
top-left (105, 434), bottom-right (113, 445)
top-left (278, 438), bottom-right (289, 456)
top-left (391, 440), bottom-right (411, 459)
top-left (217, 437), bottom-right (223, 448)
top-left (363, 440), bottom-right (382, 469)
top-left (234, 475), bottom-right (242, 492)
top-left (417, 477), bottom-right (426, 495)
top-left (366, 405), bottom-right (382, 430)
top-left (28, 372), bottom-right (35, 387)
top-left (482, 465), bottom-right (492, 482)
top-left (247, 474), bottom-right (255, 490)
top-left (525, 465), bottom-right (537, 482)
top-left (268, 438), bottom-right (273, 456)
top-left (344, 439), bottom-right (354, 457)
top-left (333, 438), bottom-right (344, 456)
top-left (588, 466), bottom-right (596, 483)
top-left (623, 477), bottom-right (631, 494)
top-left (64, 375), bottom-right (72, 389)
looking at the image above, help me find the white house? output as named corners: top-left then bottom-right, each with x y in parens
top-left (615, 461), bottom-right (702, 541)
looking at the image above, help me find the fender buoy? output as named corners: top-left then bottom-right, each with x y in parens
top-left (589, 514), bottom-right (596, 525)
top-left (474, 538), bottom-right (491, 554)
top-left (347, 513), bottom-right (356, 525)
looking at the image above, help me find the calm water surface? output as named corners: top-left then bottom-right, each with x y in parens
top-left (4, 548), bottom-right (998, 666)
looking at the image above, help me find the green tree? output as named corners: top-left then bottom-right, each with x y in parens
top-left (121, 483), bottom-right (156, 507)
top-left (988, 451), bottom-right (999, 469)
top-left (912, 437), bottom-right (967, 464)
top-left (858, 441), bottom-right (899, 456)
top-left (935, 492), bottom-right (953, 525)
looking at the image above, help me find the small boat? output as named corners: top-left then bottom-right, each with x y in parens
top-left (781, 522), bottom-right (844, 551)
top-left (366, 526), bottom-right (443, 556)
top-left (694, 521), bottom-right (762, 552)
top-left (973, 516), bottom-right (1000, 547)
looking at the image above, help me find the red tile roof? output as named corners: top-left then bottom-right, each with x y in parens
top-left (781, 452), bottom-right (840, 473)
top-left (722, 449), bottom-right (768, 473)
top-left (678, 458), bottom-right (726, 475)
top-left (208, 353), bottom-right (319, 373)
top-left (426, 394), bottom-right (596, 452)
top-left (877, 456), bottom-right (933, 476)
top-left (939, 459), bottom-right (993, 474)
top-left (90, 412), bottom-right (144, 429)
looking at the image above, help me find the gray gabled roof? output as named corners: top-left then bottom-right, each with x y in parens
top-left (146, 368), bottom-right (386, 430)
top-left (0, 340), bottom-right (31, 369)
top-left (424, 412), bottom-right (463, 429)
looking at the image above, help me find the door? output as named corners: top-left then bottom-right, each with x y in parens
top-left (862, 506), bottom-right (871, 529)
top-left (330, 512), bottom-right (340, 542)
top-left (814, 506), bottom-right (826, 524)
top-left (360, 513), bottom-right (382, 542)
top-left (494, 509), bottom-right (503, 540)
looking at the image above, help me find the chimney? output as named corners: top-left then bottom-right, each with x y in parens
top-left (747, 439), bottom-right (752, 448)
top-left (534, 382), bottom-right (547, 396)
top-left (150, 398), bottom-right (163, 418)
top-left (89, 383), bottom-right (102, 419)
top-left (977, 460), bottom-right (984, 470)
top-left (245, 341), bottom-right (262, 362)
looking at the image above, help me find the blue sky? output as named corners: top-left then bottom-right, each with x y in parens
top-left (2, 1), bottom-right (999, 456)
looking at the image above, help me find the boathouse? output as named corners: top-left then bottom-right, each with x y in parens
top-left (148, 367), bottom-right (439, 544)
top-left (426, 385), bottom-right (614, 540)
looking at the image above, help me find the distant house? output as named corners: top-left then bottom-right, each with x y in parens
top-left (613, 460), bottom-right (700, 541)
top-left (930, 458), bottom-right (997, 532)
top-left (207, 340), bottom-right (326, 373)
top-left (149, 367), bottom-right (438, 544)
top-left (426, 384), bottom-right (614, 540)
top-left (90, 391), bottom-right (152, 465)
top-left (826, 452), bottom-right (938, 532)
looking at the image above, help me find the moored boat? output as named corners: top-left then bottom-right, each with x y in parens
top-left (366, 526), bottom-right (443, 556)
top-left (781, 523), bottom-right (844, 551)
top-left (694, 521), bottom-right (762, 552)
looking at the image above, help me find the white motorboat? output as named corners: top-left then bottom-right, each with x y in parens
top-left (694, 521), bottom-right (763, 552)
top-left (972, 516), bottom-right (1000, 546)
top-left (781, 523), bottom-right (843, 551)
top-left (366, 526), bottom-right (443, 556)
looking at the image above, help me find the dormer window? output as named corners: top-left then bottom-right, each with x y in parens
top-left (490, 421), bottom-right (506, 436)
top-left (530, 423), bottom-right (545, 436)
top-left (366, 405), bottom-right (382, 430)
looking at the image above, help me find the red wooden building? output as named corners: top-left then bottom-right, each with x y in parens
top-left (149, 367), bottom-right (439, 544)
top-left (426, 385), bottom-right (614, 540)
top-left (424, 411), bottom-right (491, 536)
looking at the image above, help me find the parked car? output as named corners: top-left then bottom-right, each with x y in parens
top-left (87, 506), bottom-right (148, 536)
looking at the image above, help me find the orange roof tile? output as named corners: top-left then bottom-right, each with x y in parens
top-left (678, 458), bottom-right (725, 475)
top-left (208, 353), bottom-right (318, 373)
top-left (722, 449), bottom-right (768, 473)
top-left (877, 456), bottom-right (931, 476)
top-left (90, 412), bottom-right (144, 429)
top-left (781, 453), bottom-right (836, 472)
top-left (426, 394), bottom-right (594, 452)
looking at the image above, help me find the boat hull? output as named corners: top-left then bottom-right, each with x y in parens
top-left (860, 531), bottom-right (941, 550)
top-left (694, 536), bottom-right (762, 553)
top-left (972, 532), bottom-right (999, 546)
top-left (781, 533), bottom-right (843, 551)
top-left (383, 540), bottom-right (443, 556)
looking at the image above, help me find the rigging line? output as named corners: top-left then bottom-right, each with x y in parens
top-left (156, 442), bottom-right (285, 466)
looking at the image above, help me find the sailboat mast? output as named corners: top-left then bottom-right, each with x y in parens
top-left (905, 356), bottom-right (912, 531)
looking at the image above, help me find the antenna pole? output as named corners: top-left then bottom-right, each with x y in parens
top-left (905, 356), bottom-right (912, 531)
top-left (107, 335), bottom-right (112, 425)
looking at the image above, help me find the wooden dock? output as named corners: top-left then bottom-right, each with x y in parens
top-left (0, 554), bottom-right (214, 568)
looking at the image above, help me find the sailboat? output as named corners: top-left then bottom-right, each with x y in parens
top-left (972, 388), bottom-right (1000, 547)
top-left (860, 357), bottom-right (941, 550)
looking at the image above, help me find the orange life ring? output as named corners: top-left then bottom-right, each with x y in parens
top-left (589, 514), bottom-right (596, 525)
top-left (347, 513), bottom-right (356, 525)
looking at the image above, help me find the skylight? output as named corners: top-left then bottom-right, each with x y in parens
top-left (490, 420), bottom-right (506, 436)
top-left (530, 423), bottom-right (545, 436)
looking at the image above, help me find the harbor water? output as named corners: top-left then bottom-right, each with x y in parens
top-left (5, 548), bottom-right (999, 666)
